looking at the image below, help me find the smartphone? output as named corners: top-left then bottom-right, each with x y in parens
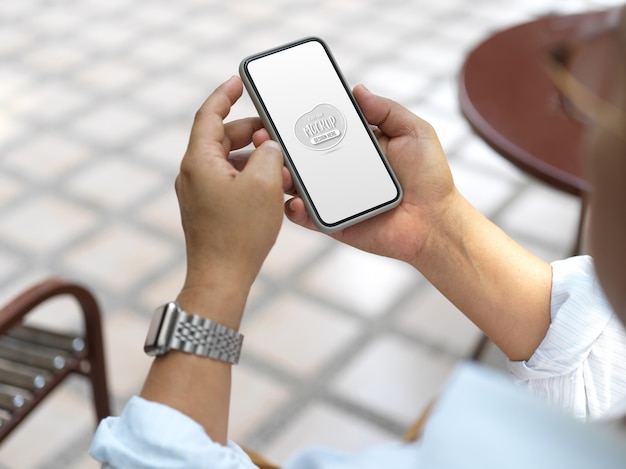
top-left (239, 37), bottom-right (402, 233)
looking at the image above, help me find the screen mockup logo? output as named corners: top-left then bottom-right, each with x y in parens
top-left (294, 104), bottom-right (346, 150)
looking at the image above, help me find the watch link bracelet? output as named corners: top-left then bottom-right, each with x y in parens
top-left (144, 302), bottom-right (243, 364)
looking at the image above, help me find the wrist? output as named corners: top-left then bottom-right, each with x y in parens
top-left (408, 189), bottom-right (469, 270)
top-left (185, 244), bottom-right (264, 288)
top-left (176, 274), bottom-right (250, 331)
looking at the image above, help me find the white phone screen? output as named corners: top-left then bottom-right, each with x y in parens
top-left (242, 38), bottom-right (401, 231)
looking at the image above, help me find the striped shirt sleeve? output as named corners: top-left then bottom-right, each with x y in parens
top-left (508, 256), bottom-right (626, 421)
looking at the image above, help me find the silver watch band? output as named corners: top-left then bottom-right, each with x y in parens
top-left (171, 309), bottom-right (243, 365)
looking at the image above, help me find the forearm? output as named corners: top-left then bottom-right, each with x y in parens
top-left (413, 190), bottom-right (552, 361)
top-left (140, 280), bottom-right (249, 445)
top-left (133, 76), bottom-right (283, 451)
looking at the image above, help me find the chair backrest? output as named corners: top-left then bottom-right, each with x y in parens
top-left (0, 278), bottom-right (111, 442)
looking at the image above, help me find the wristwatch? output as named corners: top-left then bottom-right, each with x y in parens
top-left (144, 302), bottom-right (243, 364)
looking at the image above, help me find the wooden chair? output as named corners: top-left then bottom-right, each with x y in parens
top-left (458, 9), bottom-right (613, 255)
top-left (0, 278), bottom-right (110, 442)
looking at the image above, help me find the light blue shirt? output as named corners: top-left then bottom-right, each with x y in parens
top-left (90, 363), bottom-right (626, 468)
top-left (90, 256), bottom-right (626, 468)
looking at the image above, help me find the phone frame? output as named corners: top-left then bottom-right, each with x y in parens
top-left (239, 37), bottom-right (402, 233)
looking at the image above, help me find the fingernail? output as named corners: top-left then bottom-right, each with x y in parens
top-left (224, 75), bottom-right (238, 86)
top-left (264, 140), bottom-right (282, 152)
top-left (286, 198), bottom-right (296, 212)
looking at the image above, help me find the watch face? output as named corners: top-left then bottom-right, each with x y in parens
top-left (144, 303), bottom-right (176, 356)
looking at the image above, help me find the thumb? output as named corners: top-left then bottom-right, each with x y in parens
top-left (243, 140), bottom-right (284, 185)
top-left (354, 84), bottom-right (421, 139)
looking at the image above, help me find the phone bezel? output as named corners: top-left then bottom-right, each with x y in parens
top-left (240, 37), bottom-right (402, 233)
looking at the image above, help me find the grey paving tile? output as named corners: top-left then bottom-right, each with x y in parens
top-left (497, 184), bottom-right (581, 253)
top-left (330, 334), bottom-right (458, 427)
top-left (296, 245), bottom-right (418, 318)
top-left (66, 158), bottom-right (164, 210)
top-left (230, 364), bottom-right (292, 442)
top-left (262, 400), bottom-right (397, 465)
top-left (3, 133), bottom-right (92, 181)
top-left (70, 102), bottom-right (153, 147)
top-left (394, 283), bottom-right (484, 357)
top-left (0, 0), bottom-right (621, 466)
top-left (242, 292), bottom-right (363, 377)
top-left (0, 173), bottom-right (24, 206)
top-left (0, 196), bottom-right (98, 253)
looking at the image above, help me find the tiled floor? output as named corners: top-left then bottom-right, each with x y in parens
top-left (0, 0), bottom-right (621, 467)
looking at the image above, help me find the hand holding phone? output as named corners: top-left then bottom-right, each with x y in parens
top-left (240, 37), bottom-right (402, 233)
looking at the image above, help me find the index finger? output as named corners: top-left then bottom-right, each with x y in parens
top-left (187, 76), bottom-right (244, 154)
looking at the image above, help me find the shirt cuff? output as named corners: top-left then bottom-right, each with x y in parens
top-left (508, 255), bottom-right (612, 380)
top-left (90, 396), bottom-right (256, 469)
